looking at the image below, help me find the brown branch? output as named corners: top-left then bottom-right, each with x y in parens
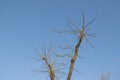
top-left (43, 57), bottom-right (55, 80)
top-left (67, 33), bottom-right (83, 80)
top-left (67, 12), bottom-right (96, 80)
top-left (67, 13), bottom-right (85, 80)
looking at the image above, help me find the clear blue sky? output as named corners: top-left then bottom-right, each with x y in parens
top-left (0, 0), bottom-right (120, 80)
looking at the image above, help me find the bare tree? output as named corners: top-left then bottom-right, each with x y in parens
top-left (99, 72), bottom-right (111, 80)
top-left (33, 45), bottom-right (68, 80)
top-left (33, 46), bottom-right (55, 80)
top-left (33, 12), bottom-right (97, 80)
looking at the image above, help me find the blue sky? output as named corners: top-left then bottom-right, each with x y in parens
top-left (0, 0), bottom-right (120, 80)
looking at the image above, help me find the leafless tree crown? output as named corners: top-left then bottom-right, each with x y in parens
top-left (33, 12), bottom-right (99, 80)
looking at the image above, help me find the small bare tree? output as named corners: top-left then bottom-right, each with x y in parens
top-left (99, 72), bottom-right (111, 80)
top-left (33, 46), bottom-right (68, 80)
top-left (33, 12), bottom-right (97, 80)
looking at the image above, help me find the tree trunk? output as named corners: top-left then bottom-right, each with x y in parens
top-left (67, 37), bottom-right (83, 80)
